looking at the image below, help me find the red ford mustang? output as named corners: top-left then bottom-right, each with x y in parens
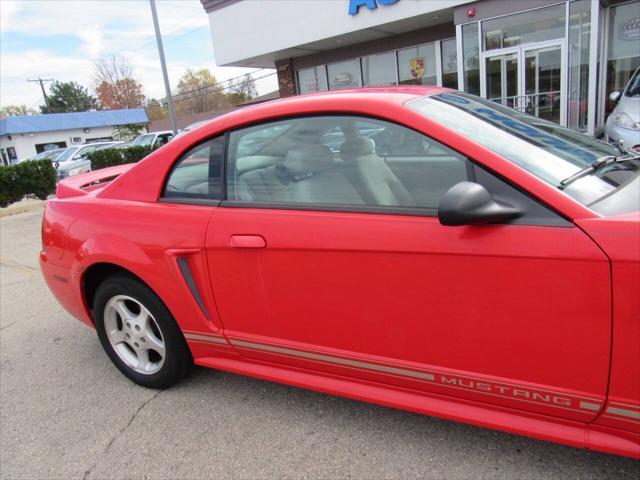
top-left (40, 87), bottom-right (640, 458)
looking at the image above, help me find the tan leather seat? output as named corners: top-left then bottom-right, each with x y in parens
top-left (340, 138), bottom-right (415, 207)
top-left (278, 144), bottom-right (365, 205)
top-left (237, 144), bottom-right (365, 205)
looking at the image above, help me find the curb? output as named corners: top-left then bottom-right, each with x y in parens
top-left (0, 200), bottom-right (46, 218)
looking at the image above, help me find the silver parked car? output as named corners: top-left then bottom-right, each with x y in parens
top-left (606, 67), bottom-right (640, 153)
top-left (55, 142), bottom-right (120, 180)
top-left (18, 148), bottom-right (67, 164)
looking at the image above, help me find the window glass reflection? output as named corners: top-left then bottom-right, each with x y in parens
top-left (441, 38), bottom-right (458, 89)
top-left (398, 43), bottom-right (437, 85)
top-left (362, 51), bottom-right (397, 86)
top-left (298, 66), bottom-right (328, 94)
top-left (483, 4), bottom-right (566, 50)
top-left (327, 59), bottom-right (362, 90)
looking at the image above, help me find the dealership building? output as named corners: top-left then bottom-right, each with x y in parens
top-left (202, 0), bottom-right (639, 136)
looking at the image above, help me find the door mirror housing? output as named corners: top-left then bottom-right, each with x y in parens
top-left (438, 182), bottom-right (522, 226)
top-left (609, 90), bottom-right (622, 103)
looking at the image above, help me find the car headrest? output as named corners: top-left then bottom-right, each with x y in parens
top-left (340, 137), bottom-right (375, 159)
top-left (283, 144), bottom-right (333, 176)
top-left (237, 155), bottom-right (279, 175)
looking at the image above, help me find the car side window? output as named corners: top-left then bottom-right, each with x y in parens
top-left (163, 136), bottom-right (224, 201)
top-left (226, 116), bottom-right (470, 212)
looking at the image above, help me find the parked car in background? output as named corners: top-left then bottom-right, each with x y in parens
top-left (41, 87), bottom-right (639, 459)
top-left (18, 148), bottom-right (67, 164)
top-left (55, 142), bottom-right (121, 180)
top-left (132, 130), bottom-right (174, 149)
top-left (606, 67), bottom-right (640, 153)
top-left (95, 141), bottom-right (126, 150)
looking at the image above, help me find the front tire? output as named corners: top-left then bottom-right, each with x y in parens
top-left (93, 273), bottom-right (192, 389)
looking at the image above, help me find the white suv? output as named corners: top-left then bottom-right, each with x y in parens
top-left (131, 130), bottom-right (174, 148)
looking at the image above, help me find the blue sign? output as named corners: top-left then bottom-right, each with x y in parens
top-left (349, 0), bottom-right (400, 16)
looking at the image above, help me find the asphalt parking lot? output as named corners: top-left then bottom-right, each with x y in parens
top-left (1, 206), bottom-right (639, 480)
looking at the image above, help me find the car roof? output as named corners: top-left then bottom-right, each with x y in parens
top-left (197, 86), bottom-right (442, 133)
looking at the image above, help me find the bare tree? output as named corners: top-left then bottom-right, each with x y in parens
top-left (95, 55), bottom-right (145, 109)
top-left (227, 74), bottom-right (258, 105)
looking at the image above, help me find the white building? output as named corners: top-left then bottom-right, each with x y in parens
top-left (202, 0), bottom-right (640, 136)
top-left (0, 109), bottom-right (148, 165)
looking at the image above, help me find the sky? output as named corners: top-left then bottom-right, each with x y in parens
top-left (0, 0), bottom-right (278, 110)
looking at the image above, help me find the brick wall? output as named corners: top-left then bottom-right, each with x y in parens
top-left (276, 59), bottom-right (297, 97)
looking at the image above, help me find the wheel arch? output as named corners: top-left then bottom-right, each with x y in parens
top-left (82, 262), bottom-right (149, 316)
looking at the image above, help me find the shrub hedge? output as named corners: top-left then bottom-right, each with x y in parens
top-left (85, 145), bottom-right (153, 170)
top-left (0, 145), bottom-right (153, 208)
top-left (0, 160), bottom-right (57, 208)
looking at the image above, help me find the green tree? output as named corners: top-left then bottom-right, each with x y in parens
top-left (41, 81), bottom-right (98, 113)
top-left (0, 104), bottom-right (38, 117)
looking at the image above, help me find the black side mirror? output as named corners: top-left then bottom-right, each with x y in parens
top-left (438, 181), bottom-right (522, 226)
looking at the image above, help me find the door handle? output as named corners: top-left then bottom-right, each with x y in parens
top-left (229, 235), bottom-right (266, 249)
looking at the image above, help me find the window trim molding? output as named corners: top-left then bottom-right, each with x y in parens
top-left (158, 197), bottom-right (222, 207)
top-left (221, 200), bottom-right (438, 218)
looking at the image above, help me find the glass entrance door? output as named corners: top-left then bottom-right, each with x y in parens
top-left (524, 45), bottom-right (563, 124)
top-left (485, 52), bottom-right (519, 108)
top-left (481, 42), bottom-right (566, 125)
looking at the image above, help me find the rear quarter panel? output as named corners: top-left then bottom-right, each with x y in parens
top-left (44, 195), bottom-right (220, 335)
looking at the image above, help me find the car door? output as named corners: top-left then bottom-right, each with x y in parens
top-left (205, 115), bottom-right (610, 422)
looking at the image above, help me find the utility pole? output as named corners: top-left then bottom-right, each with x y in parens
top-left (27, 78), bottom-right (53, 113)
top-left (149, 0), bottom-right (178, 135)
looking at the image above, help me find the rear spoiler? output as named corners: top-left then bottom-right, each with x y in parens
top-left (56, 163), bottom-right (136, 199)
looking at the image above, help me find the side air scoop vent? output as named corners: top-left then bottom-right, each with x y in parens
top-left (176, 256), bottom-right (211, 320)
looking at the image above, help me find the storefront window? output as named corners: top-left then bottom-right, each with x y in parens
top-left (441, 38), bottom-right (458, 89)
top-left (298, 66), bottom-right (328, 94)
top-left (605, 1), bottom-right (640, 115)
top-left (327, 59), bottom-right (362, 90)
top-left (568, 0), bottom-right (591, 132)
top-left (462, 23), bottom-right (480, 95)
top-left (483, 4), bottom-right (566, 51)
top-left (362, 51), bottom-right (397, 86)
top-left (398, 43), bottom-right (437, 85)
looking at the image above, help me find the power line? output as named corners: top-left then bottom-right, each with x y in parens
top-left (145, 70), bottom-right (269, 107)
top-left (122, 15), bottom-right (209, 55)
top-left (145, 71), bottom-right (276, 110)
top-left (170, 68), bottom-right (268, 100)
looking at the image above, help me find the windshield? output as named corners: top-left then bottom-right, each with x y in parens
top-left (75, 145), bottom-right (99, 157)
top-left (31, 149), bottom-right (64, 160)
top-left (56, 147), bottom-right (79, 162)
top-left (132, 134), bottom-right (154, 146)
top-left (408, 92), bottom-right (639, 206)
top-left (625, 68), bottom-right (640, 97)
